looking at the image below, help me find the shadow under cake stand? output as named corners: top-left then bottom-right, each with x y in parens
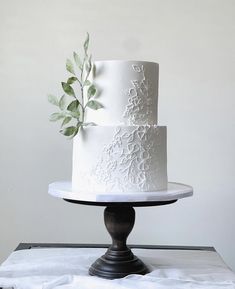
top-left (49, 182), bottom-right (193, 279)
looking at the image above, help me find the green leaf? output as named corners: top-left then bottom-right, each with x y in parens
top-left (66, 59), bottom-right (75, 75)
top-left (59, 95), bottom-right (67, 110)
top-left (73, 128), bottom-right (79, 138)
top-left (49, 112), bottom-right (65, 122)
top-left (84, 80), bottom-right (91, 86)
top-left (61, 116), bottom-right (72, 127)
top-left (60, 126), bottom-right (78, 137)
top-left (87, 84), bottom-right (96, 99)
top-left (48, 94), bottom-right (59, 106)
top-left (82, 122), bottom-right (96, 127)
top-left (70, 110), bottom-right (80, 118)
top-left (83, 32), bottom-right (89, 55)
top-left (73, 52), bottom-right (82, 69)
top-left (67, 100), bottom-right (79, 112)
top-left (67, 77), bottom-right (78, 85)
top-left (86, 100), bottom-right (103, 110)
top-left (61, 82), bottom-right (75, 97)
top-left (84, 55), bottom-right (92, 79)
top-left (85, 56), bottom-right (91, 72)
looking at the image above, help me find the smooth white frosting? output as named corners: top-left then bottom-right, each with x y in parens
top-left (72, 125), bottom-right (167, 193)
top-left (85, 60), bottom-right (159, 126)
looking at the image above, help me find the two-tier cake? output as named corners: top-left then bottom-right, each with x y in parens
top-left (72, 60), bottom-right (168, 194)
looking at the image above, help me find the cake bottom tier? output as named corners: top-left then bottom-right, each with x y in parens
top-left (72, 125), bottom-right (168, 194)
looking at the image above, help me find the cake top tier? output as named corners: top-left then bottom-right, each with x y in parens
top-left (85, 60), bottom-right (159, 126)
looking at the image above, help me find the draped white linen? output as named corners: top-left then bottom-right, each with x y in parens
top-left (0, 248), bottom-right (235, 289)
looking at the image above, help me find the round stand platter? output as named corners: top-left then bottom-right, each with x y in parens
top-left (48, 182), bottom-right (193, 279)
top-left (49, 181), bottom-right (193, 203)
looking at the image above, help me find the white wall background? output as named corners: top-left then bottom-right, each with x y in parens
top-left (0, 0), bottom-right (235, 270)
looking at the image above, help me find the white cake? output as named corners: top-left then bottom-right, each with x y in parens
top-left (86, 60), bottom-right (158, 125)
top-left (72, 60), bottom-right (168, 194)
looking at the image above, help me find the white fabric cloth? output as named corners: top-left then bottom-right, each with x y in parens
top-left (0, 248), bottom-right (235, 289)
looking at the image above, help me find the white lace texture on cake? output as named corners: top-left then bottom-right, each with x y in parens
top-left (93, 126), bottom-right (161, 192)
top-left (123, 65), bottom-right (154, 125)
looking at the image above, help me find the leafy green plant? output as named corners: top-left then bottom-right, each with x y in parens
top-left (48, 33), bottom-right (103, 138)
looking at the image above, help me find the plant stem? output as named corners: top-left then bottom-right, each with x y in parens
top-left (77, 78), bottom-right (82, 88)
top-left (80, 58), bottom-right (85, 122)
top-left (81, 104), bottom-right (85, 122)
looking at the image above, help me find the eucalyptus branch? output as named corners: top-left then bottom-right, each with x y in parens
top-left (48, 33), bottom-right (103, 138)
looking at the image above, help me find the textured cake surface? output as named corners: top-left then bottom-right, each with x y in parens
top-left (86, 60), bottom-right (159, 126)
top-left (72, 126), bottom-right (167, 193)
top-left (72, 60), bottom-right (167, 194)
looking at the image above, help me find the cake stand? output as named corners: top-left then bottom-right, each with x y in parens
top-left (49, 182), bottom-right (193, 279)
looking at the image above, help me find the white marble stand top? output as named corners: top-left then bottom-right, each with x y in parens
top-left (48, 181), bottom-right (193, 203)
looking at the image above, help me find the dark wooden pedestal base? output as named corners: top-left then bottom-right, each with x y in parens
top-left (89, 206), bottom-right (148, 279)
top-left (64, 198), bottom-right (177, 279)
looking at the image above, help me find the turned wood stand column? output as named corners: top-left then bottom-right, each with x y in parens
top-left (89, 206), bottom-right (148, 278)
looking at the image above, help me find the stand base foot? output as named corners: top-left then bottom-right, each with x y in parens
top-left (89, 248), bottom-right (149, 279)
